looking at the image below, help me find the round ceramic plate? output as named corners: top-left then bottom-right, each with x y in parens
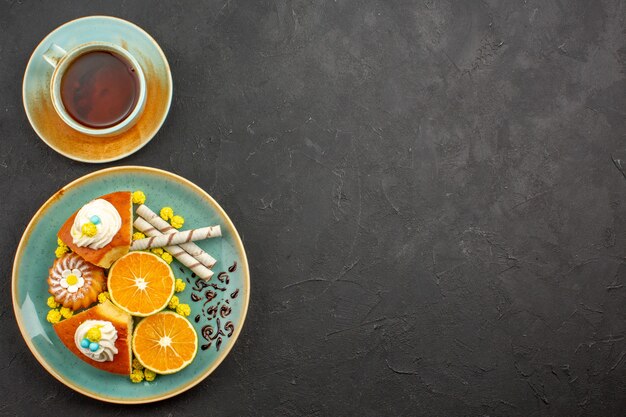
top-left (22, 16), bottom-right (173, 163)
top-left (12, 167), bottom-right (249, 403)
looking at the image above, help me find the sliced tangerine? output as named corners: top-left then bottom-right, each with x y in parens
top-left (132, 311), bottom-right (198, 374)
top-left (108, 251), bottom-right (175, 317)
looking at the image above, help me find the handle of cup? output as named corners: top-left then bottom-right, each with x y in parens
top-left (42, 43), bottom-right (67, 68)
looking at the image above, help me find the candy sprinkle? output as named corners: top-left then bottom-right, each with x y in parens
top-left (55, 246), bottom-right (69, 258)
top-left (161, 252), bottom-right (173, 264)
top-left (160, 207), bottom-right (174, 221)
top-left (144, 369), bottom-right (156, 382)
top-left (46, 309), bottom-right (62, 324)
top-left (130, 369), bottom-right (145, 383)
top-left (81, 222), bottom-right (98, 237)
top-left (170, 215), bottom-right (185, 229)
top-left (168, 295), bottom-right (180, 310)
top-left (86, 326), bottom-right (102, 342)
top-left (47, 296), bottom-right (59, 309)
top-left (174, 278), bottom-right (186, 293)
top-left (132, 358), bottom-right (144, 370)
top-left (132, 190), bottom-right (146, 205)
top-left (176, 303), bottom-right (191, 317)
top-left (97, 291), bottom-right (110, 303)
top-left (59, 307), bottom-right (73, 319)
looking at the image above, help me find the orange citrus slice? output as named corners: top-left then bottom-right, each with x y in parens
top-left (132, 311), bottom-right (198, 374)
top-left (108, 252), bottom-right (175, 317)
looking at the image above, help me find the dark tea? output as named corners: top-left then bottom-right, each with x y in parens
top-left (60, 51), bottom-right (139, 129)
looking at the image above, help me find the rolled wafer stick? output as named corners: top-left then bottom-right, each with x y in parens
top-left (133, 217), bottom-right (214, 281)
top-left (130, 225), bottom-right (222, 251)
top-left (136, 204), bottom-right (217, 268)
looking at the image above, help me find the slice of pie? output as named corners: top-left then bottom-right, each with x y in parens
top-left (53, 300), bottom-right (133, 375)
top-left (58, 191), bottom-right (132, 268)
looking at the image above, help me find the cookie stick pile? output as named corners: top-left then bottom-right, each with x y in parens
top-left (133, 204), bottom-right (221, 281)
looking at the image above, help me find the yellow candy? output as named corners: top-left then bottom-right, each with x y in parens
top-left (55, 246), bottom-right (68, 258)
top-left (176, 303), bottom-right (191, 317)
top-left (161, 252), bottom-right (173, 264)
top-left (130, 369), bottom-right (144, 383)
top-left (85, 326), bottom-right (101, 342)
top-left (47, 296), bottom-right (59, 309)
top-left (81, 222), bottom-right (97, 237)
top-left (57, 237), bottom-right (66, 247)
top-left (46, 309), bottom-right (61, 324)
top-left (132, 358), bottom-right (144, 370)
top-left (59, 307), bottom-right (73, 319)
top-left (160, 207), bottom-right (174, 221)
top-left (168, 295), bottom-right (179, 310)
top-left (151, 247), bottom-right (164, 256)
top-left (132, 190), bottom-right (146, 205)
top-left (144, 369), bottom-right (156, 382)
top-left (132, 231), bottom-right (146, 241)
top-left (170, 215), bottom-right (184, 229)
top-left (174, 279), bottom-right (186, 293)
top-left (97, 291), bottom-right (110, 303)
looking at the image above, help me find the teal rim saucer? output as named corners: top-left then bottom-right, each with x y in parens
top-left (23, 16), bottom-right (173, 163)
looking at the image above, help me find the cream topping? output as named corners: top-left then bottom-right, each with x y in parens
top-left (74, 320), bottom-right (119, 362)
top-left (70, 199), bottom-right (121, 249)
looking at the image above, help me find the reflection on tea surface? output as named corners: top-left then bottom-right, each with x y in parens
top-left (60, 51), bottom-right (139, 129)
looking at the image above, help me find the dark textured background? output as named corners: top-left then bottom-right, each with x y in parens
top-left (1, 0), bottom-right (625, 416)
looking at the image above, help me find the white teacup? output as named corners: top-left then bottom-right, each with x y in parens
top-left (43, 42), bottom-right (147, 137)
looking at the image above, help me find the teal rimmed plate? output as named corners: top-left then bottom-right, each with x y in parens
top-left (12, 166), bottom-right (250, 403)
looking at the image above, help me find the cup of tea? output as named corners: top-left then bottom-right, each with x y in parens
top-left (42, 41), bottom-right (147, 137)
